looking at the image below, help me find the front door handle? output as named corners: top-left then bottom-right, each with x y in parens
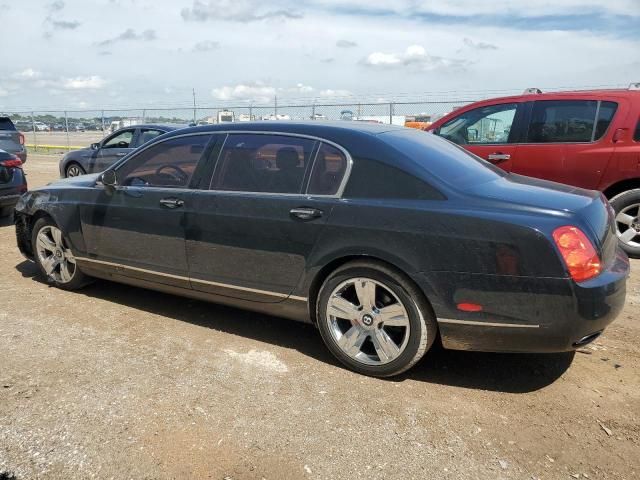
top-left (290, 207), bottom-right (323, 221)
top-left (159, 197), bottom-right (184, 209)
top-left (487, 152), bottom-right (511, 163)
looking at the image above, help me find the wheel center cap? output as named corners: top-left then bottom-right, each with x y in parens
top-left (55, 250), bottom-right (63, 258)
top-left (361, 314), bottom-right (374, 327)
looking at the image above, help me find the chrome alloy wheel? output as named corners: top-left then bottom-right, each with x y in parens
top-left (325, 277), bottom-right (411, 365)
top-left (66, 165), bottom-right (83, 177)
top-left (615, 203), bottom-right (640, 249)
top-left (35, 225), bottom-right (77, 283)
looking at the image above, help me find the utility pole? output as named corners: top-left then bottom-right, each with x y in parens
top-left (274, 95), bottom-right (278, 118)
top-left (192, 88), bottom-right (197, 123)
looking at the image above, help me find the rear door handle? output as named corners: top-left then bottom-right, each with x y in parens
top-left (290, 207), bottom-right (323, 220)
top-left (487, 152), bottom-right (511, 163)
top-left (159, 197), bottom-right (184, 209)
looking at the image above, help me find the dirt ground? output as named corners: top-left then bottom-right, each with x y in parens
top-left (0, 154), bottom-right (638, 480)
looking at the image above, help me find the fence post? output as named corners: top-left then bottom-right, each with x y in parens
top-left (142, 109), bottom-right (146, 122)
top-left (274, 96), bottom-right (278, 118)
top-left (357, 103), bottom-right (361, 120)
top-left (64, 111), bottom-right (70, 152)
top-left (312, 102), bottom-right (316, 120)
top-left (389, 102), bottom-right (394, 125)
top-left (101, 110), bottom-right (105, 133)
top-left (30, 112), bottom-right (37, 152)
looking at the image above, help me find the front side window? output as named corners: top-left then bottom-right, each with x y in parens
top-left (527, 100), bottom-right (597, 143)
top-left (212, 134), bottom-right (316, 194)
top-left (437, 103), bottom-right (518, 145)
top-left (307, 143), bottom-right (348, 195)
top-left (103, 130), bottom-right (134, 149)
top-left (118, 135), bottom-right (211, 188)
top-left (594, 101), bottom-right (618, 141)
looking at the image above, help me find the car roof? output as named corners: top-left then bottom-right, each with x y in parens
top-left (456, 88), bottom-right (639, 106)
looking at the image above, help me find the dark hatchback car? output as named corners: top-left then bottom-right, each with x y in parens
top-left (59, 124), bottom-right (187, 178)
top-left (0, 150), bottom-right (27, 217)
top-left (15, 122), bottom-right (629, 377)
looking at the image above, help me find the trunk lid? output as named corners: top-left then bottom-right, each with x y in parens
top-left (0, 118), bottom-right (21, 153)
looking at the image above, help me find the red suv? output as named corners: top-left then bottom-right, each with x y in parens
top-left (427, 85), bottom-right (640, 257)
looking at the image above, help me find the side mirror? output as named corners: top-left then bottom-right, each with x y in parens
top-left (90, 143), bottom-right (99, 150)
top-left (101, 170), bottom-right (117, 187)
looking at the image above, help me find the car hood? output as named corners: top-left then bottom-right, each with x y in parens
top-left (466, 173), bottom-right (599, 214)
top-left (46, 172), bottom-right (102, 188)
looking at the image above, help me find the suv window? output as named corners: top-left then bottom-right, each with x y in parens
top-left (634, 118), bottom-right (640, 142)
top-left (437, 103), bottom-right (518, 145)
top-left (527, 100), bottom-right (598, 143)
top-left (119, 135), bottom-right (211, 188)
top-left (212, 134), bottom-right (316, 194)
top-left (137, 128), bottom-right (165, 147)
top-left (103, 129), bottom-right (134, 149)
top-left (594, 101), bottom-right (617, 140)
top-left (0, 117), bottom-right (16, 130)
top-left (307, 143), bottom-right (348, 195)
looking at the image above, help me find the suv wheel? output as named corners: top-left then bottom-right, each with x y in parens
top-left (65, 163), bottom-right (85, 178)
top-left (316, 260), bottom-right (437, 377)
top-left (610, 189), bottom-right (640, 258)
top-left (32, 217), bottom-right (90, 290)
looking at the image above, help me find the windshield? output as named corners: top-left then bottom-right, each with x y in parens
top-left (0, 118), bottom-right (16, 131)
top-left (380, 129), bottom-right (505, 189)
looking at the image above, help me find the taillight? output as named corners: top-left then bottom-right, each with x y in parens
top-left (18, 133), bottom-right (25, 145)
top-left (552, 226), bottom-right (601, 282)
top-left (0, 156), bottom-right (22, 168)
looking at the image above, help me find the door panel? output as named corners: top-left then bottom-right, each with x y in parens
top-left (79, 187), bottom-right (190, 288)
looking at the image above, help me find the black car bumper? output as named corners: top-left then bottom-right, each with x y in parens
top-left (415, 249), bottom-right (629, 353)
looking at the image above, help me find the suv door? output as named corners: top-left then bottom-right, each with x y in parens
top-left (93, 128), bottom-right (137, 172)
top-left (186, 133), bottom-right (349, 302)
top-left (434, 102), bottom-right (524, 170)
top-left (78, 133), bottom-right (214, 288)
top-left (513, 99), bottom-right (618, 188)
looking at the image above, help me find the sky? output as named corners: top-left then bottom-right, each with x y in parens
top-left (0, 0), bottom-right (638, 112)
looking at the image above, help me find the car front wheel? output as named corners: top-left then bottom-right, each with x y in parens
top-left (316, 260), bottom-right (437, 377)
top-left (65, 163), bottom-right (86, 178)
top-left (610, 189), bottom-right (640, 258)
top-left (32, 217), bottom-right (90, 290)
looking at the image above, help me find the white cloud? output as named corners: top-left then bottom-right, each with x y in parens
top-left (192, 40), bottom-right (220, 52)
top-left (182, 0), bottom-right (302, 22)
top-left (62, 75), bottom-right (106, 90)
top-left (15, 68), bottom-right (42, 79)
top-left (319, 89), bottom-right (352, 97)
top-left (363, 45), bottom-right (468, 72)
top-left (0, 86), bottom-right (8, 97)
top-left (212, 81), bottom-right (277, 103)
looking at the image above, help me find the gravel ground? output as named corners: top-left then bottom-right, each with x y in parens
top-left (1, 154), bottom-right (638, 479)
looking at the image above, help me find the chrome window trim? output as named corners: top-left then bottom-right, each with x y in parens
top-left (207, 131), bottom-right (354, 199)
top-left (108, 130), bottom-right (353, 199)
top-left (75, 256), bottom-right (308, 302)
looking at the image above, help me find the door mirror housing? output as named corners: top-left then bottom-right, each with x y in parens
top-left (90, 143), bottom-right (100, 150)
top-left (101, 169), bottom-right (118, 187)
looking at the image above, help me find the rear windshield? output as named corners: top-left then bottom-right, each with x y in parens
top-left (0, 118), bottom-right (16, 131)
top-left (381, 129), bottom-right (504, 189)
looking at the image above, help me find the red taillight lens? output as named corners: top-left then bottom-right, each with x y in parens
top-left (0, 157), bottom-right (22, 168)
top-left (18, 133), bottom-right (25, 145)
top-left (552, 226), bottom-right (601, 282)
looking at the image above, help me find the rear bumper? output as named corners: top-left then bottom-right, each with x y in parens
top-left (414, 249), bottom-right (629, 353)
top-left (0, 193), bottom-right (21, 208)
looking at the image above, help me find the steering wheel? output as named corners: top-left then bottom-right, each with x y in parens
top-left (155, 164), bottom-right (188, 184)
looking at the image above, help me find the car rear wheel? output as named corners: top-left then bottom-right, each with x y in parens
top-left (316, 260), bottom-right (437, 377)
top-left (65, 163), bottom-right (85, 178)
top-left (610, 189), bottom-right (640, 258)
top-left (32, 217), bottom-right (90, 290)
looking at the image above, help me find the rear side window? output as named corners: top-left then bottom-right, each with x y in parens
top-left (527, 100), bottom-right (597, 143)
top-left (0, 118), bottom-right (16, 131)
top-left (212, 134), bottom-right (316, 194)
top-left (635, 118), bottom-right (640, 142)
top-left (594, 101), bottom-right (618, 140)
top-left (119, 134), bottom-right (212, 188)
top-left (307, 143), bottom-right (348, 195)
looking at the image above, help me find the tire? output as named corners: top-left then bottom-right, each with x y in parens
top-left (316, 260), bottom-right (437, 377)
top-left (65, 163), bottom-right (86, 178)
top-left (610, 189), bottom-right (640, 259)
top-left (31, 217), bottom-right (91, 290)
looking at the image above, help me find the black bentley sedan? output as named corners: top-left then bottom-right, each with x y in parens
top-left (15, 122), bottom-right (629, 376)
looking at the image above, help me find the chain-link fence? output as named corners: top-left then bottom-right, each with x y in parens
top-left (1, 98), bottom-right (479, 153)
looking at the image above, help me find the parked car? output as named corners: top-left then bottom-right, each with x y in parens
top-left (33, 121), bottom-right (50, 132)
top-left (15, 122), bottom-right (628, 377)
top-left (0, 150), bottom-right (27, 217)
top-left (427, 84), bottom-right (640, 257)
top-left (0, 117), bottom-right (27, 163)
top-left (59, 124), bottom-right (187, 177)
